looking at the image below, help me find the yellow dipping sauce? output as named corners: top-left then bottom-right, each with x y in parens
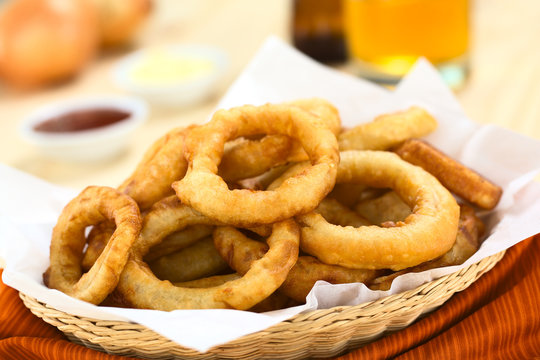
top-left (129, 49), bottom-right (216, 87)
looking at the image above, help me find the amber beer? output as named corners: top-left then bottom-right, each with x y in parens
top-left (343, 0), bottom-right (469, 87)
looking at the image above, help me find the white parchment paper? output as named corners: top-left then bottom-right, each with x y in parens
top-left (2, 36), bottom-right (540, 352)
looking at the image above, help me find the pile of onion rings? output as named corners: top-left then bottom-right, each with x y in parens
top-left (44, 98), bottom-right (502, 311)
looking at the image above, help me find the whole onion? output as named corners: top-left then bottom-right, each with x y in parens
top-left (92, 0), bottom-right (152, 48)
top-left (0, 0), bottom-right (99, 89)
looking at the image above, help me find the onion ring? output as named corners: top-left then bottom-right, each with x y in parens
top-left (369, 204), bottom-right (483, 290)
top-left (144, 224), bottom-right (213, 262)
top-left (118, 126), bottom-right (193, 210)
top-left (327, 183), bottom-right (368, 208)
top-left (218, 98), bottom-right (341, 182)
top-left (81, 126), bottom-right (193, 269)
top-left (43, 186), bottom-right (141, 304)
top-left (430, 204), bottom-right (483, 267)
top-left (338, 106), bottom-right (438, 151)
top-left (81, 221), bottom-right (115, 271)
top-left (248, 291), bottom-right (299, 313)
top-left (116, 196), bottom-right (300, 310)
top-left (234, 164), bottom-right (292, 191)
top-left (173, 102), bottom-right (340, 227)
top-left (266, 162), bottom-right (372, 227)
top-left (213, 226), bottom-right (379, 303)
top-left (394, 138), bottom-right (503, 209)
top-left (266, 164), bottom-right (371, 227)
top-left (174, 273), bottom-right (240, 288)
top-left (88, 101), bottom-right (332, 266)
top-left (148, 236), bottom-right (230, 283)
top-left (119, 99), bottom-right (338, 206)
top-left (354, 191), bottom-right (412, 226)
top-left (315, 198), bottom-right (372, 227)
top-left (176, 274), bottom-right (299, 313)
top-left (219, 135), bottom-right (305, 183)
top-left (298, 150), bottom-right (460, 270)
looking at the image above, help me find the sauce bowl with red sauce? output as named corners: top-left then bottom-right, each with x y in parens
top-left (20, 96), bottom-right (148, 161)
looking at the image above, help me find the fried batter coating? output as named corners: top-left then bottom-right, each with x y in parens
top-left (174, 102), bottom-right (339, 227)
top-left (149, 237), bottom-right (230, 283)
top-left (299, 151), bottom-right (460, 271)
top-left (44, 186), bottom-right (141, 304)
top-left (116, 196), bottom-right (300, 310)
top-left (354, 191), bottom-right (411, 226)
top-left (213, 226), bottom-right (378, 303)
top-left (369, 204), bottom-right (483, 290)
top-left (338, 106), bottom-right (437, 151)
top-left (218, 98), bottom-right (341, 182)
top-left (394, 138), bottom-right (502, 209)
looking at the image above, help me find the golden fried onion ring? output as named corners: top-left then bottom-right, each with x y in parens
top-left (219, 134), bottom-right (306, 183)
top-left (81, 221), bottom-right (115, 272)
top-left (119, 99), bottom-right (339, 207)
top-left (338, 106), bottom-right (437, 151)
top-left (174, 273), bottom-right (240, 288)
top-left (218, 98), bottom-right (341, 182)
top-left (83, 218), bottom-right (212, 271)
top-left (369, 204), bottom-right (484, 290)
top-left (144, 224), bottom-right (213, 262)
top-left (148, 236), bottom-right (230, 283)
top-left (118, 126), bottom-right (192, 211)
top-left (327, 183), bottom-right (368, 208)
top-left (116, 196), bottom-right (300, 310)
top-left (81, 127), bottom-right (193, 270)
top-left (354, 191), bottom-right (412, 226)
top-left (43, 186), bottom-right (141, 304)
top-left (316, 198), bottom-right (372, 227)
top-left (176, 274), bottom-right (299, 313)
top-left (394, 138), bottom-right (503, 210)
top-left (173, 102), bottom-right (340, 227)
top-left (298, 151), bottom-right (460, 271)
top-left (267, 165), bottom-right (372, 227)
top-left (213, 226), bottom-right (378, 303)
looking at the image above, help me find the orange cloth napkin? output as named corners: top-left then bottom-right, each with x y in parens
top-left (1, 234), bottom-right (539, 360)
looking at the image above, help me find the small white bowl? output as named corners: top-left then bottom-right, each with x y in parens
top-left (20, 95), bottom-right (148, 162)
top-left (112, 44), bottom-right (229, 107)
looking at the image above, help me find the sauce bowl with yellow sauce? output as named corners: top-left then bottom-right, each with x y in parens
top-left (112, 45), bottom-right (229, 107)
top-left (19, 95), bottom-right (148, 162)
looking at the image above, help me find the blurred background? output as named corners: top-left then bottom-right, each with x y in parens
top-left (0, 0), bottom-right (539, 190)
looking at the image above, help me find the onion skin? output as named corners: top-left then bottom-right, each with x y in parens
top-left (92, 0), bottom-right (152, 48)
top-left (0, 0), bottom-right (99, 89)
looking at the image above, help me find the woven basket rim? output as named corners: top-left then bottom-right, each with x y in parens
top-left (19, 250), bottom-right (506, 360)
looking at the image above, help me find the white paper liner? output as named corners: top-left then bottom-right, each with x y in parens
top-left (1, 36), bottom-right (540, 352)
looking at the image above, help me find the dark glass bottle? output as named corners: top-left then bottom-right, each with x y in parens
top-left (292, 0), bottom-right (346, 63)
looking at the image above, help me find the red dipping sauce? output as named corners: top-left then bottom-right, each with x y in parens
top-left (33, 108), bottom-right (131, 133)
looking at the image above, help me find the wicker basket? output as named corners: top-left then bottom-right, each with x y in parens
top-left (20, 250), bottom-right (504, 360)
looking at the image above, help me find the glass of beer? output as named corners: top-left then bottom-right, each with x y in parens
top-left (343, 0), bottom-right (469, 88)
